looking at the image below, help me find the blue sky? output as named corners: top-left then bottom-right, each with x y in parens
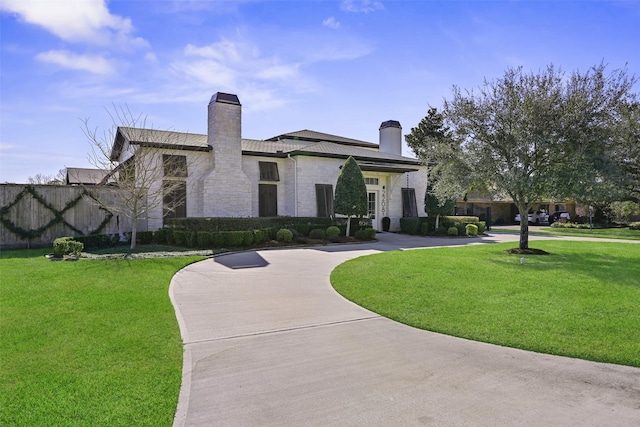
top-left (1, 0), bottom-right (638, 183)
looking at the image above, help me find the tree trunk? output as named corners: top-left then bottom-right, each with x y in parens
top-left (519, 218), bottom-right (529, 250)
top-left (435, 214), bottom-right (440, 230)
top-left (516, 202), bottom-right (529, 250)
top-left (346, 215), bottom-right (352, 237)
top-left (130, 224), bottom-right (137, 251)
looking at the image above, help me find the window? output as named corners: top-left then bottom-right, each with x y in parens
top-left (259, 162), bottom-right (279, 181)
top-left (163, 155), bottom-right (187, 177)
top-left (163, 181), bottom-right (186, 221)
top-left (315, 184), bottom-right (334, 217)
top-left (259, 184), bottom-right (278, 217)
top-left (367, 192), bottom-right (376, 219)
top-left (364, 177), bottom-right (379, 186)
top-left (401, 188), bottom-right (418, 217)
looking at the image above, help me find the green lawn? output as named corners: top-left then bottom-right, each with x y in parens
top-left (331, 241), bottom-right (640, 367)
top-left (492, 225), bottom-right (640, 240)
top-left (533, 226), bottom-right (640, 240)
top-left (0, 248), bottom-right (205, 426)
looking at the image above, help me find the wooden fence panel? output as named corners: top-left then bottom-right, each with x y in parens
top-left (0, 184), bottom-right (145, 249)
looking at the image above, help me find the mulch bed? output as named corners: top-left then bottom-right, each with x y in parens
top-left (505, 248), bottom-right (551, 255)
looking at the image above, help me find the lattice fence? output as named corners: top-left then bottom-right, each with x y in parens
top-left (0, 184), bottom-right (141, 249)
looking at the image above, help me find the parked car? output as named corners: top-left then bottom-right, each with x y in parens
top-left (515, 210), bottom-right (549, 225)
top-left (548, 212), bottom-right (571, 224)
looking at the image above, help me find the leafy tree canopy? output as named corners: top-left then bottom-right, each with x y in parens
top-left (408, 63), bottom-right (638, 249)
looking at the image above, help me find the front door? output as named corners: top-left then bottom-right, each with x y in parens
top-left (367, 191), bottom-right (380, 231)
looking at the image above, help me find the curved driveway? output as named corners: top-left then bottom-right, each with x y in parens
top-left (170, 232), bottom-right (640, 426)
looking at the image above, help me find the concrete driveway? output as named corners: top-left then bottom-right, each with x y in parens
top-left (169, 232), bottom-right (640, 426)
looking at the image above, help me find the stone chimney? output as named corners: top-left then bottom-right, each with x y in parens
top-left (379, 120), bottom-right (402, 156)
top-left (202, 92), bottom-right (252, 216)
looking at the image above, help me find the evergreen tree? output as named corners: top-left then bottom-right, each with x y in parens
top-left (334, 156), bottom-right (368, 236)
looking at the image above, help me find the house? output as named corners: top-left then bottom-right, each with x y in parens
top-left (108, 92), bottom-right (429, 232)
top-left (65, 168), bottom-right (112, 186)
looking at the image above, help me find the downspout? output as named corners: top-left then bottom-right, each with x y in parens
top-left (288, 153), bottom-right (298, 216)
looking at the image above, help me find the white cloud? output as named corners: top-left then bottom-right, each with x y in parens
top-left (171, 38), bottom-right (314, 111)
top-left (323, 17), bottom-right (341, 29)
top-left (35, 50), bottom-right (117, 75)
top-left (341, 0), bottom-right (384, 13)
top-left (0, 0), bottom-right (148, 48)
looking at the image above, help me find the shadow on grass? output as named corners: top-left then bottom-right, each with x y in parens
top-left (491, 243), bottom-right (640, 290)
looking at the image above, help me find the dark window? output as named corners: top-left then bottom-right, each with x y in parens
top-left (163, 180), bottom-right (187, 221)
top-left (402, 188), bottom-right (418, 217)
top-left (163, 155), bottom-right (187, 177)
top-left (259, 184), bottom-right (278, 217)
top-left (316, 184), bottom-right (334, 217)
top-left (259, 162), bottom-right (279, 181)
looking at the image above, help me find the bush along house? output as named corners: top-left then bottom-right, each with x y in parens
top-left (109, 92), bottom-right (428, 232)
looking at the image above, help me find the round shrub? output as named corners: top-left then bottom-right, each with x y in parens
top-left (466, 223), bottom-right (478, 236)
top-left (276, 228), bottom-right (293, 242)
top-left (354, 227), bottom-right (376, 241)
top-left (326, 226), bottom-right (341, 237)
top-left (309, 228), bottom-right (326, 240)
top-left (447, 226), bottom-right (458, 236)
top-left (476, 221), bottom-right (486, 234)
top-left (630, 222), bottom-right (640, 230)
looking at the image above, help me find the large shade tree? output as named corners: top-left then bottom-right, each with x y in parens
top-left (334, 156), bottom-right (368, 236)
top-left (409, 63), bottom-right (638, 250)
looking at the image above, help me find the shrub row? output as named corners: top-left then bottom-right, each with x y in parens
top-left (400, 216), bottom-right (485, 237)
top-left (61, 217), bottom-right (378, 251)
top-left (165, 217), bottom-right (334, 232)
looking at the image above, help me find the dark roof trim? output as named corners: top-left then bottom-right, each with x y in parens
top-left (380, 120), bottom-right (401, 130)
top-left (241, 150), bottom-right (289, 158)
top-left (210, 92), bottom-right (241, 105)
top-left (133, 141), bottom-right (212, 152)
top-left (288, 149), bottom-right (422, 166)
top-left (359, 163), bottom-right (419, 173)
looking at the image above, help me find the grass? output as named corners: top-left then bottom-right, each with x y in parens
top-left (0, 247), bottom-right (206, 426)
top-left (492, 225), bottom-right (640, 240)
top-left (331, 241), bottom-right (640, 367)
top-left (533, 226), bottom-right (640, 240)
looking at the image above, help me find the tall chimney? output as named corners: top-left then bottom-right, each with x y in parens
top-left (379, 120), bottom-right (402, 155)
top-left (202, 92), bottom-right (252, 217)
top-left (208, 92), bottom-right (242, 169)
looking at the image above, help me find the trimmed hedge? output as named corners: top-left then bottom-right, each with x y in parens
top-left (166, 217), bottom-right (334, 232)
top-left (399, 217), bottom-right (422, 235)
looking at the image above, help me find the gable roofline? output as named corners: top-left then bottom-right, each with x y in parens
top-left (110, 127), bottom-right (212, 161)
top-left (266, 129), bottom-right (378, 149)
